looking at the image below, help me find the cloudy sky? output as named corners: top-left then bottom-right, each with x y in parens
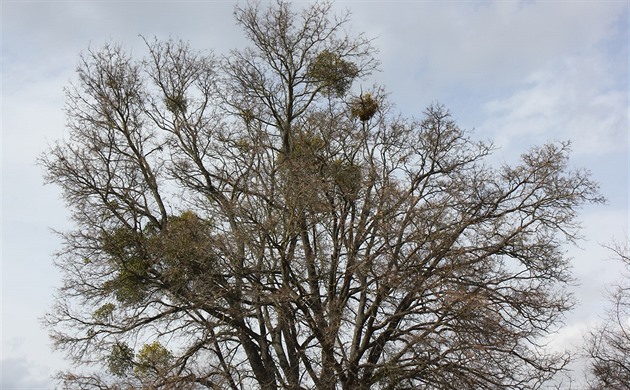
top-left (2, 0), bottom-right (628, 388)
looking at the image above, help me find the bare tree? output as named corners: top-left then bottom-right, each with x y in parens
top-left (585, 242), bottom-right (630, 390)
top-left (41, 1), bottom-right (604, 389)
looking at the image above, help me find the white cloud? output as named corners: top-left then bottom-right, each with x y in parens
top-left (1, 357), bottom-right (54, 389)
top-left (349, 0), bottom-right (625, 87)
top-left (479, 51), bottom-right (627, 156)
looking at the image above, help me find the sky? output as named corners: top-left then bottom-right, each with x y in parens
top-left (1, 0), bottom-right (628, 388)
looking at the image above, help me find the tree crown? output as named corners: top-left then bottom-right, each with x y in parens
top-left (43, 2), bottom-right (604, 389)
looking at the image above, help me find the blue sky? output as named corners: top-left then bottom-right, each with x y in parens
top-left (2, 1), bottom-right (628, 388)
